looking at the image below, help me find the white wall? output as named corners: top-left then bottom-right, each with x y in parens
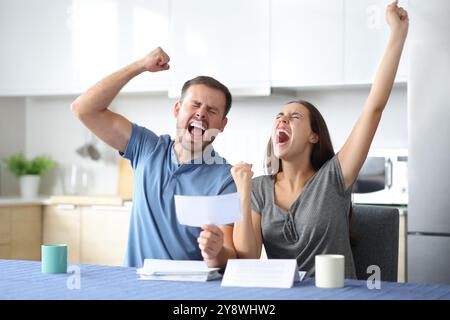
top-left (0, 98), bottom-right (26, 195)
top-left (1, 86), bottom-right (407, 196)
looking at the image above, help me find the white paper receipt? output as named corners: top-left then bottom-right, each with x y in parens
top-left (174, 192), bottom-right (242, 227)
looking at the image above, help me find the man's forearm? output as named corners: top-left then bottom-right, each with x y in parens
top-left (72, 60), bottom-right (145, 116)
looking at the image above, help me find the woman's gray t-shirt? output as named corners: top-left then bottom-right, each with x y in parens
top-left (251, 154), bottom-right (356, 278)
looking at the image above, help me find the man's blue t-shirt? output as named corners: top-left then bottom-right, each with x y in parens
top-left (121, 123), bottom-right (236, 268)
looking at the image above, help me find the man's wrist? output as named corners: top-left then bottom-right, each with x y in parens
top-left (130, 59), bottom-right (147, 76)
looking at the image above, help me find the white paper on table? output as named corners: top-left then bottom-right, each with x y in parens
top-left (137, 259), bottom-right (217, 274)
top-left (136, 259), bottom-right (222, 282)
top-left (221, 259), bottom-right (301, 289)
top-left (174, 192), bottom-right (242, 227)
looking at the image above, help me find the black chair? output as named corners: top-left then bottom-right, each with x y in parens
top-left (351, 205), bottom-right (399, 282)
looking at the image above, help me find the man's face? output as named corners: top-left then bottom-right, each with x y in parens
top-left (174, 84), bottom-right (228, 153)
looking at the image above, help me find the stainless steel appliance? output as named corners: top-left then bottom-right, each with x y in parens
top-left (352, 149), bottom-right (408, 206)
top-left (408, 0), bottom-right (450, 285)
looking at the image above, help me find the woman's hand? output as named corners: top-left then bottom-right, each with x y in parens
top-left (386, 0), bottom-right (409, 38)
top-left (231, 162), bottom-right (254, 197)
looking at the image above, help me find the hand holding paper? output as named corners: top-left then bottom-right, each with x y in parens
top-left (198, 224), bottom-right (224, 260)
top-left (174, 192), bottom-right (242, 227)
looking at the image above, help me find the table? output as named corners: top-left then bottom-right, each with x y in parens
top-left (1, 260), bottom-right (449, 300)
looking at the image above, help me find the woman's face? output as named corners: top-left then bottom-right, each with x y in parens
top-left (272, 103), bottom-right (318, 160)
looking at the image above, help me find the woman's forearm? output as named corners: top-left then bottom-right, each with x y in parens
top-left (233, 195), bottom-right (260, 258)
top-left (366, 30), bottom-right (407, 113)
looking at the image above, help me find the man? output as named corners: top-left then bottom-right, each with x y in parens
top-left (71, 47), bottom-right (237, 268)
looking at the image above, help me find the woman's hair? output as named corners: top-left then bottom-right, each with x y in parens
top-left (263, 99), bottom-right (335, 175)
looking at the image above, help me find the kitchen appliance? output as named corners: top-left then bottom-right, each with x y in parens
top-left (352, 148), bottom-right (408, 206)
top-left (76, 131), bottom-right (101, 161)
top-left (407, 0), bottom-right (450, 285)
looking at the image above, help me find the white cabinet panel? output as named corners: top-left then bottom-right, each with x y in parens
top-left (344, 0), bottom-right (408, 84)
top-left (168, 0), bottom-right (270, 97)
top-left (72, 0), bottom-right (120, 90)
top-left (271, 0), bottom-right (344, 87)
top-left (0, 0), bottom-right (75, 95)
top-left (73, 0), bottom-right (169, 92)
top-left (0, 0), bottom-right (169, 96)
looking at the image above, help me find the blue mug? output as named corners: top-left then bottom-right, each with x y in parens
top-left (41, 244), bottom-right (67, 274)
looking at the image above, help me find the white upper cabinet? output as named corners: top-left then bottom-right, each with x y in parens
top-left (168, 0), bottom-right (270, 97)
top-left (271, 0), bottom-right (345, 87)
top-left (344, 0), bottom-right (408, 84)
top-left (0, 0), bottom-right (169, 96)
top-left (73, 0), bottom-right (169, 93)
top-left (0, 0), bottom-right (76, 95)
top-left (0, 0), bottom-right (409, 96)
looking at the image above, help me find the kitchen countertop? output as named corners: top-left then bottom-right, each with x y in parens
top-left (0, 196), bottom-right (51, 206)
top-left (49, 195), bottom-right (131, 206)
top-left (0, 195), bottom-right (132, 207)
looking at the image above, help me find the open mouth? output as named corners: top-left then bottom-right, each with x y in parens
top-left (188, 121), bottom-right (206, 139)
top-left (277, 130), bottom-right (290, 144)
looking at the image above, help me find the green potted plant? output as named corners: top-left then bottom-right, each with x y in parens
top-left (3, 153), bottom-right (56, 198)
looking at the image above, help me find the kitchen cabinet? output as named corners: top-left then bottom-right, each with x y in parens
top-left (43, 202), bottom-right (131, 266)
top-left (0, 0), bottom-right (409, 96)
top-left (0, 205), bottom-right (42, 260)
top-left (271, 0), bottom-right (345, 87)
top-left (168, 0), bottom-right (270, 97)
top-left (74, 0), bottom-right (169, 93)
top-left (81, 206), bottom-right (131, 266)
top-left (344, 0), bottom-right (408, 84)
top-left (0, 0), bottom-right (76, 96)
top-left (43, 204), bottom-right (81, 263)
top-left (0, 0), bottom-right (169, 96)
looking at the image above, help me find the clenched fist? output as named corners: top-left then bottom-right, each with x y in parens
top-left (140, 47), bottom-right (170, 72)
top-left (386, 0), bottom-right (409, 36)
top-left (230, 162), bottom-right (253, 196)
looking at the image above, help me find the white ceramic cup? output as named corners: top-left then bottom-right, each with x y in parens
top-left (315, 254), bottom-right (345, 288)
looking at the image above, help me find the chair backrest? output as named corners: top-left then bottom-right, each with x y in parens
top-left (351, 205), bottom-right (399, 282)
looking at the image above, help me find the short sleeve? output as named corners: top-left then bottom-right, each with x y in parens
top-left (120, 123), bottom-right (159, 169)
top-left (323, 154), bottom-right (354, 197)
top-left (250, 176), bottom-right (266, 215)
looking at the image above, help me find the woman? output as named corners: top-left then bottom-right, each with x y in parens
top-left (231, 0), bottom-right (409, 278)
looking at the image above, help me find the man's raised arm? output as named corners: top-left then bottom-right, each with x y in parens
top-left (70, 47), bottom-right (170, 153)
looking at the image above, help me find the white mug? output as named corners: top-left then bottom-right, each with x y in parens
top-left (315, 254), bottom-right (345, 288)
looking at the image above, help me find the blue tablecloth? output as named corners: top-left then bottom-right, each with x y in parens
top-left (1, 260), bottom-right (449, 300)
